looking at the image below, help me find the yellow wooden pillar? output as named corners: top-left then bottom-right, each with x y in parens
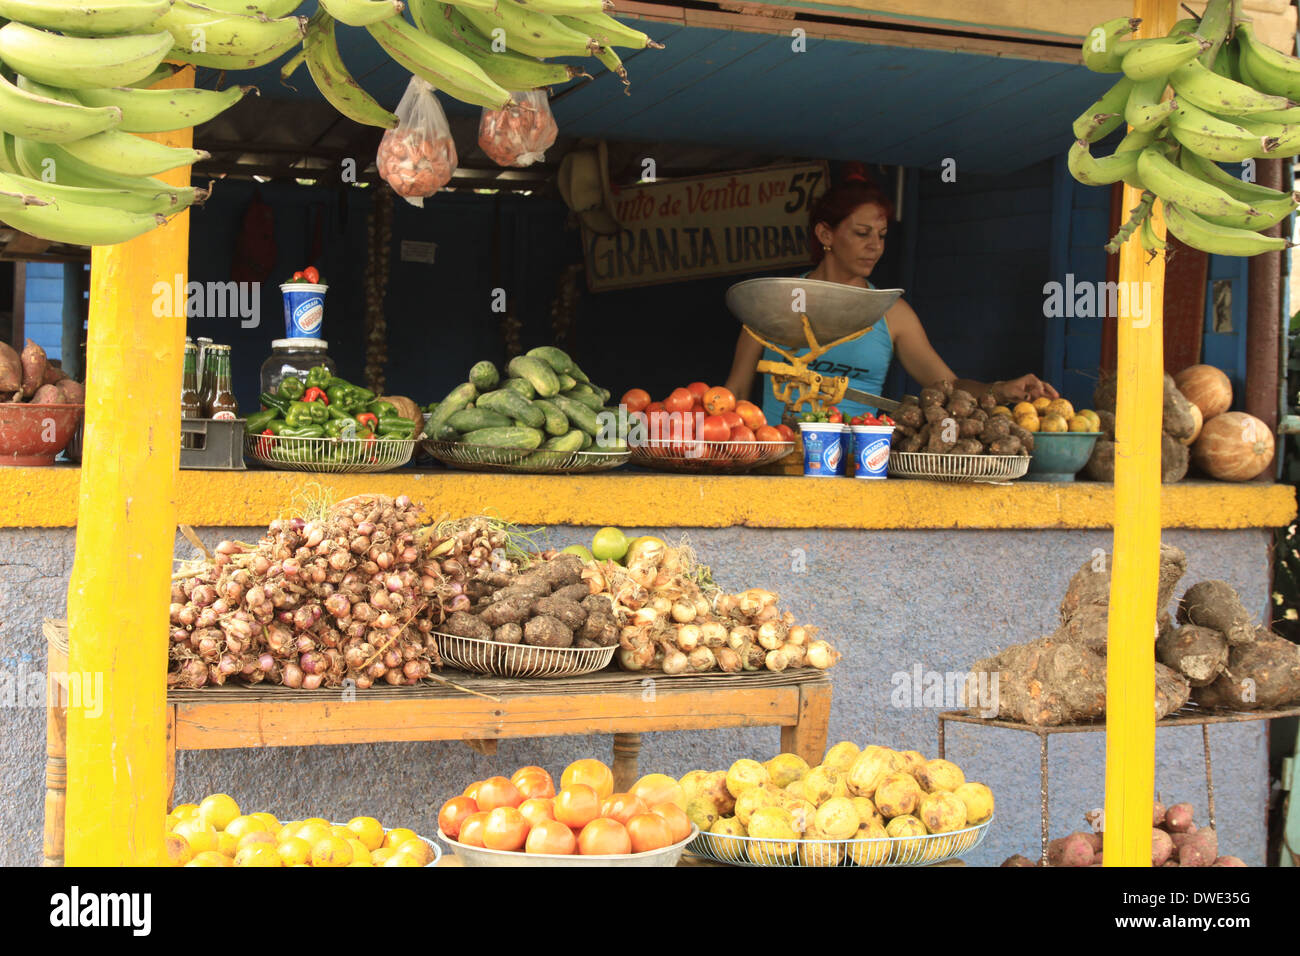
top-left (1103, 0), bottom-right (1174, 867)
top-left (64, 68), bottom-right (195, 866)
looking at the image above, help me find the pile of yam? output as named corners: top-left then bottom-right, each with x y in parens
top-left (890, 380), bottom-right (1032, 457)
top-left (1085, 372), bottom-right (1196, 483)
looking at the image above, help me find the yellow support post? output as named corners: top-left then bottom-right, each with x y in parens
top-left (64, 68), bottom-right (195, 866)
top-left (1104, 0), bottom-right (1174, 867)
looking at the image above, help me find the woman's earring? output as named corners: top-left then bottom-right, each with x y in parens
top-left (822, 244), bottom-right (831, 252)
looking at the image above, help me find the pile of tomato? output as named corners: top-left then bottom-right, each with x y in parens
top-left (799, 406), bottom-right (895, 427)
top-left (438, 760), bottom-right (693, 857)
top-left (620, 383), bottom-right (796, 457)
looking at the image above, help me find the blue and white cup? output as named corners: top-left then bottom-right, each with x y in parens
top-left (850, 425), bottom-right (894, 479)
top-left (281, 283), bottom-right (328, 338)
top-left (799, 422), bottom-right (847, 477)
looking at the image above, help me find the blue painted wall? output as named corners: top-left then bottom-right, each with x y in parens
top-left (21, 262), bottom-right (64, 362)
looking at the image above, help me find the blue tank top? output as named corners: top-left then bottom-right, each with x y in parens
top-left (758, 277), bottom-right (894, 424)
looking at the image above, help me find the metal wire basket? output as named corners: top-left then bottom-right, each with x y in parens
top-left (887, 451), bottom-right (1029, 483)
top-left (423, 439), bottom-right (630, 474)
top-left (434, 631), bottom-right (617, 678)
top-left (438, 825), bottom-right (698, 867)
top-left (244, 434), bottom-right (417, 474)
top-left (329, 824), bottom-right (442, 867)
top-left (688, 817), bottom-right (992, 867)
top-left (630, 440), bottom-right (794, 474)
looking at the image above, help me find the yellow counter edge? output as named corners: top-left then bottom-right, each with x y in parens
top-left (3, 468), bottom-right (1294, 530)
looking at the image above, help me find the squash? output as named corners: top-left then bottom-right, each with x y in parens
top-left (1191, 411), bottom-right (1273, 481)
top-left (1173, 365), bottom-right (1232, 420)
top-left (1178, 403), bottom-right (1202, 447)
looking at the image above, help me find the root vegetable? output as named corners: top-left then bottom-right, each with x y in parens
top-left (1047, 832), bottom-right (1095, 867)
top-left (493, 623), bottom-right (523, 645)
top-left (579, 613), bottom-right (618, 647)
top-left (676, 624), bottom-right (701, 651)
top-left (757, 622), bottom-right (786, 650)
top-left (20, 339), bottom-right (46, 398)
top-left (1178, 828), bottom-right (1218, 867)
top-left (1213, 856), bottom-right (1247, 867)
top-left (662, 648), bottom-right (689, 675)
top-left (1156, 624), bottom-right (1228, 686)
top-left (444, 610), bottom-right (492, 642)
top-left (687, 646), bottom-right (716, 672)
top-left (806, 640), bottom-right (841, 669)
top-left (715, 647), bottom-right (742, 673)
top-left (480, 597), bottom-right (534, 628)
top-left (1153, 800), bottom-right (1167, 827)
top-left (1164, 803), bottom-right (1195, 833)
top-left (524, 615), bottom-right (573, 648)
top-left (765, 649), bottom-right (789, 672)
top-left (533, 596), bottom-right (587, 630)
top-left (1177, 580), bottom-right (1254, 646)
top-left (1152, 828), bottom-right (1175, 866)
top-left (699, 622), bottom-right (727, 648)
top-left (1194, 630), bottom-right (1300, 710)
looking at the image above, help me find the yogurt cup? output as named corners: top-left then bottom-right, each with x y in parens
top-left (281, 282), bottom-right (328, 338)
top-left (850, 425), bottom-right (894, 479)
top-left (799, 422), bottom-right (847, 477)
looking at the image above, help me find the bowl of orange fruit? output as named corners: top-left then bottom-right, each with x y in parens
top-left (437, 759), bottom-right (697, 867)
top-left (165, 793), bottom-right (440, 867)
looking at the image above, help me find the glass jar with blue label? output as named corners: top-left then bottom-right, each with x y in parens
top-left (260, 339), bottom-right (335, 396)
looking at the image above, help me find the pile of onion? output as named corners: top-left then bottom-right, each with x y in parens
top-left (167, 496), bottom-right (517, 690)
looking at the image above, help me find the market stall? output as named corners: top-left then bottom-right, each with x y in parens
top-left (2, 0), bottom-right (1299, 870)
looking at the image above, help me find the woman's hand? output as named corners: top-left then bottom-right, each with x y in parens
top-left (994, 374), bottom-right (1059, 405)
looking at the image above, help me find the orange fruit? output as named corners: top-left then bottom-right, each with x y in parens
top-left (196, 794), bottom-right (240, 831)
top-left (600, 793), bottom-right (648, 826)
top-left (457, 812), bottom-right (489, 848)
top-left (310, 835), bottom-right (353, 867)
top-left (233, 843), bottom-right (281, 867)
top-left (383, 827), bottom-right (420, 850)
top-left (483, 807), bottom-right (529, 852)
top-left (561, 759), bottom-right (614, 800)
top-left (525, 819), bottom-right (577, 855)
top-left (277, 837), bottom-right (312, 866)
top-left (346, 816), bottom-right (385, 852)
top-left (518, 798), bottom-right (556, 829)
top-left (650, 802), bottom-right (692, 844)
top-left (554, 784), bottom-right (601, 830)
top-left (186, 850), bottom-right (232, 867)
top-left (626, 813), bottom-right (674, 853)
top-left (577, 817), bottom-right (632, 856)
top-left (224, 815), bottom-right (268, 840)
top-left (164, 833), bottom-right (193, 866)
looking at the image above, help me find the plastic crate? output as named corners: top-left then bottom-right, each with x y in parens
top-left (181, 419), bottom-right (246, 470)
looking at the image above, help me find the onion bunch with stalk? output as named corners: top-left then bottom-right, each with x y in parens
top-left (582, 539), bottom-right (841, 676)
top-left (167, 494), bottom-right (525, 690)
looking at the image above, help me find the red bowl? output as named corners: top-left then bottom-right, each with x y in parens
top-left (0, 403), bottom-right (84, 466)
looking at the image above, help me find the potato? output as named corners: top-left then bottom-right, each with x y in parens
top-left (1047, 832), bottom-right (1095, 867)
top-left (444, 610), bottom-right (492, 642)
top-left (0, 342), bottom-right (21, 393)
top-left (20, 339), bottom-right (45, 398)
top-left (493, 623), bottom-right (523, 644)
top-left (1178, 828), bottom-right (1218, 867)
top-left (1152, 828), bottom-right (1175, 866)
top-left (523, 614), bottom-right (573, 648)
top-left (1164, 803), bottom-right (1195, 833)
top-left (1212, 856), bottom-right (1247, 867)
top-left (1000, 854), bottom-right (1038, 867)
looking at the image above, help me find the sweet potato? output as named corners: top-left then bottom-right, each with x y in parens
top-left (523, 614), bottom-right (573, 648)
top-left (1152, 828), bottom-right (1175, 866)
top-left (20, 339), bottom-right (45, 398)
top-left (1164, 803), bottom-right (1196, 833)
top-left (42, 363), bottom-right (68, 386)
top-left (1082, 832), bottom-right (1103, 853)
top-left (443, 610), bottom-right (492, 642)
top-left (1193, 630), bottom-right (1300, 710)
top-left (0, 342), bottom-right (21, 392)
top-left (1000, 854), bottom-right (1038, 867)
top-left (1178, 581), bottom-right (1255, 646)
top-left (30, 384), bottom-right (63, 405)
top-left (1213, 856), bottom-right (1247, 867)
top-left (1178, 827), bottom-right (1218, 867)
top-left (1153, 800), bottom-right (1167, 828)
top-left (1047, 832), bottom-right (1095, 867)
top-left (479, 596), bottom-right (535, 629)
top-left (533, 596), bottom-right (587, 630)
top-left (493, 622), bottom-right (523, 645)
top-left (1156, 624), bottom-right (1229, 686)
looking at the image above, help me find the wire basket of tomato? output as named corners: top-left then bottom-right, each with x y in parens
top-left (622, 383), bottom-right (796, 474)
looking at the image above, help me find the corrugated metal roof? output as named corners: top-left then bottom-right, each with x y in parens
top-left (196, 6), bottom-right (1116, 175)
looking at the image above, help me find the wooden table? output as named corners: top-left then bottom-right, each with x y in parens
top-left (42, 622), bottom-right (831, 866)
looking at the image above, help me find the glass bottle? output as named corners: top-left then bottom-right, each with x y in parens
top-left (181, 341), bottom-right (201, 448)
top-left (208, 346), bottom-right (239, 420)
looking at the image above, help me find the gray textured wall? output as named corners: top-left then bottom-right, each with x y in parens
top-left (0, 524), bottom-right (1273, 867)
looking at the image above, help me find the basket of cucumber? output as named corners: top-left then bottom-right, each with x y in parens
top-left (422, 350), bottom-right (631, 474)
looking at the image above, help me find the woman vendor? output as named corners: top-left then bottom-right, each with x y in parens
top-left (724, 171), bottom-right (1058, 422)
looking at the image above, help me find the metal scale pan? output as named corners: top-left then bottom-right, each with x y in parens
top-left (725, 277), bottom-right (903, 347)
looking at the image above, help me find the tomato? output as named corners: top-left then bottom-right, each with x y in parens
top-left (881, 415), bottom-right (895, 426)
top-left (827, 406), bottom-right (843, 424)
top-left (561, 759), bottom-right (615, 799)
top-left (626, 813), bottom-right (674, 853)
top-left (664, 388), bottom-right (694, 414)
top-left (577, 817), bottom-right (632, 856)
top-left (686, 382), bottom-right (709, 401)
top-left (735, 400), bottom-right (767, 430)
top-left (553, 784), bottom-right (601, 830)
top-left (511, 767), bottom-right (556, 800)
top-left (458, 812), bottom-right (489, 848)
top-left (438, 796), bottom-right (479, 839)
top-left (621, 389), bottom-right (651, 414)
top-left (690, 402), bottom-right (706, 417)
top-left (775, 424), bottom-right (796, 442)
top-left (483, 806), bottom-right (529, 852)
top-left (463, 780), bottom-right (484, 802)
top-left (525, 818), bottom-right (577, 855)
top-left (730, 425), bottom-right (756, 443)
top-left (645, 401), bottom-right (665, 416)
top-left (292, 271), bottom-right (304, 280)
top-left (600, 792), bottom-right (649, 826)
top-left (518, 797), bottom-right (556, 829)
top-left (700, 415), bottom-right (731, 443)
top-left (303, 266), bottom-right (320, 284)
top-left (754, 425), bottom-right (782, 443)
top-left (702, 386), bottom-right (736, 416)
top-left (720, 411), bottom-right (743, 430)
top-left (630, 773), bottom-right (686, 810)
top-left (649, 802), bottom-right (692, 843)
top-left (475, 775), bottom-right (523, 811)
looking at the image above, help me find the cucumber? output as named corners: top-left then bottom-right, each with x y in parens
top-left (448, 408), bottom-right (512, 433)
top-left (477, 388), bottom-right (546, 429)
top-left (551, 393), bottom-right (601, 436)
top-left (526, 345), bottom-right (576, 376)
top-left (564, 384), bottom-right (603, 411)
top-left (503, 377), bottom-right (535, 400)
top-left (557, 373), bottom-right (577, 391)
top-left (532, 399), bottom-right (570, 437)
top-left (579, 431), bottom-right (592, 449)
top-left (468, 361), bottom-right (499, 391)
top-left (543, 430), bottom-right (585, 452)
top-left (507, 355), bottom-right (560, 398)
top-left (569, 365), bottom-right (590, 384)
top-left (462, 426), bottom-right (544, 449)
top-left (427, 382), bottom-right (477, 439)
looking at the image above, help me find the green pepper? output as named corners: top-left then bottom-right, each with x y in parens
top-left (259, 391), bottom-right (290, 416)
top-left (244, 409), bottom-right (279, 435)
top-left (377, 415), bottom-right (416, 438)
top-left (368, 400), bottom-right (398, 419)
top-left (285, 401), bottom-right (328, 427)
top-left (278, 376), bottom-right (306, 401)
top-left (324, 417), bottom-right (356, 438)
top-left (264, 419), bottom-right (285, 435)
top-left (281, 424), bottom-right (325, 439)
top-left (326, 403), bottom-right (349, 421)
top-left (352, 386), bottom-right (376, 405)
top-left (326, 384), bottom-right (353, 409)
top-left (305, 365), bottom-right (333, 389)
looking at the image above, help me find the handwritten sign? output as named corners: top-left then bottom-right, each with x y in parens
top-left (582, 161), bottom-right (828, 292)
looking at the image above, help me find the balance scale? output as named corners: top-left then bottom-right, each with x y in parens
top-left (725, 277), bottom-right (905, 419)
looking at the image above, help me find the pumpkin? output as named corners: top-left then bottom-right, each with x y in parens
top-left (1173, 365), bottom-right (1232, 420)
top-left (1178, 403), bottom-right (1202, 447)
top-left (1191, 412), bottom-right (1274, 481)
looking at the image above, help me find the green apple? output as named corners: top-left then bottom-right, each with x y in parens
top-left (561, 544), bottom-right (594, 563)
top-left (590, 526), bottom-right (629, 562)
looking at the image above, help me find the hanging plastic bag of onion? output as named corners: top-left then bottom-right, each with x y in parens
top-left (477, 90), bottom-right (559, 168)
top-left (376, 77), bottom-right (458, 207)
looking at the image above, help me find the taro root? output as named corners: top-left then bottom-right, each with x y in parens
top-left (1094, 371), bottom-right (1117, 414)
top-left (533, 553), bottom-right (584, 589)
top-left (491, 580), bottom-right (551, 604)
top-left (1053, 604), bottom-right (1110, 655)
top-left (989, 436), bottom-right (1023, 456)
top-left (524, 614), bottom-right (574, 648)
top-left (533, 596), bottom-right (587, 630)
top-left (978, 416), bottom-right (1011, 445)
top-left (1084, 438), bottom-right (1116, 481)
top-left (580, 612), bottom-right (618, 647)
top-left (552, 582), bottom-right (591, 604)
top-left (1009, 423), bottom-right (1035, 452)
top-left (952, 439), bottom-right (983, 456)
top-left (1177, 581), bottom-right (1255, 646)
top-left (979, 391), bottom-right (998, 412)
top-left (919, 386), bottom-right (945, 408)
top-left (1096, 410), bottom-right (1116, 440)
top-left (581, 593), bottom-right (615, 616)
top-left (1162, 373), bottom-right (1197, 442)
top-left (926, 428), bottom-right (957, 453)
top-left (1193, 630), bottom-right (1300, 710)
top-left (1156, 624), bottom-right (1229, 687)
top-left (898, 433), bottom-right (923, 453)
top-left (896, 403), bottom-right (924, 429)
top-left (480, 596), bottom-right (535, 628)
top-left (958, 417), bottom-right (983, 439)
top-left (1154, 662), bottom-right (1192, 717)
top-left (1161, 430), bottom-right (1189, 484)
top-left (444, 610), bottom-right (492, 642)
top-left (493, 623), bottom-right (524, 645)
top-left (923, 403), bottom-right (949, 426)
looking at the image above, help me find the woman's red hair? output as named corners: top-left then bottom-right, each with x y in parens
top-left (809, 169), bottom-right (895, 264)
